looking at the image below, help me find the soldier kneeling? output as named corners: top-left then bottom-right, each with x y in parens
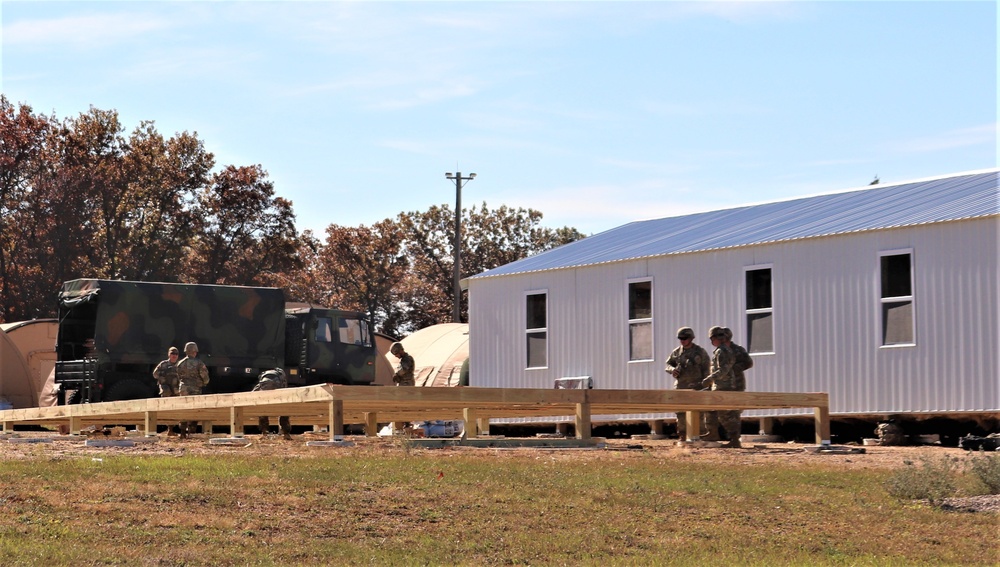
top-left (253, 368), bottom-right (292, 440)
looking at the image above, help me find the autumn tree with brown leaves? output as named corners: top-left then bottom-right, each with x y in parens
top-left (0, 98), bottom-right (584, 335)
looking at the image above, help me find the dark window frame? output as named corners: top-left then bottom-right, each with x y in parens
top-left (744, 265), bottom-right (775, 354)
top-left (627, 278), bottom-right (654, 362)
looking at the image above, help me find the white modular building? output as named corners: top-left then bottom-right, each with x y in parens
top-left (466, 170), bottom-right (999, 427)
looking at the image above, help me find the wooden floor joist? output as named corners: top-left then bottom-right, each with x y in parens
top-left (0, 385), bottom-right (831, 443)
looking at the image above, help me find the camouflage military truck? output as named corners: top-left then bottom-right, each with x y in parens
top-left (54, 279), bottom-right (376, 404)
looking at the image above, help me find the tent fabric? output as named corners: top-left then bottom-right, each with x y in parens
top-left (386, 324), bottom-right (469, 388)
top-left (0, 326), bottom-right (37, 408)
top-left (373, 333), bottom-right (400, 386)
top-left (1, 319), bottom-right (58, 407)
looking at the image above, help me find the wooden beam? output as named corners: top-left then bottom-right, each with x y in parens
top-left (364, 412), bottom-right (378, 437)
top-left (144, 411), bottom-right (157, 437)
top-left (463, 408), bottom-right (478, 438)
top-left (329, 399), bottom-right (344, 441)
top-left (231, 407), bottom-right (245, 437)
top-left (814, 403), bottom-right (830, 445)
top-left (686, 410), bottom-right (701, 441)
top-left (575, 402), bottom-right (591, 440)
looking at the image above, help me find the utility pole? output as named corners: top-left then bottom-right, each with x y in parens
top-left (445, 171), bottom-right (476, 323)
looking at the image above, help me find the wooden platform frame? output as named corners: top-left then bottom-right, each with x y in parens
top-left (0, 385), bottom-right (831, 444)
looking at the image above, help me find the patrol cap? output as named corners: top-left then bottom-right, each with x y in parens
top-left (723, 327), bottom-right (733, 340)
top-left (708, 326), bottom-right (726, 339)
top-left (184, 341), bottom-right (198, 354)
top-left (676, 327), bottom-right (695, 340)
top-left (168, 346), bottom-right (180, 355)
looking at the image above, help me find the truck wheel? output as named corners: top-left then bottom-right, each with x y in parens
top-left (104, 378), bottom-right (156, 402)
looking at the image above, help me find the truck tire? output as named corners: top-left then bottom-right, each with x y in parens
top-left (104, 378), bottom-right (157, 402)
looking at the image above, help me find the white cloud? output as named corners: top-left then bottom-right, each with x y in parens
top-left (887, 124), bottom-right (998, 154)
top-left (3, 13), bottom-right (170, 48)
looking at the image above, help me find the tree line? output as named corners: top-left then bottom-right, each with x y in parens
top-left (0, 96), bottom-right (584, 337)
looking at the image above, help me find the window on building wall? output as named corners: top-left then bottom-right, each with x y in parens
top-left (628, 280), bottom-right (653, 361)
top-left (880, 251), bottom-right (914, 346)
top-left (526, 292), bottom-right (547, 368)
top-left (745, 267), bottom-right (774, 353)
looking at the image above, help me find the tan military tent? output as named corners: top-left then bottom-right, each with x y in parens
top-left (0, 319), bottom-right (58, 408)
top-left (384, 323), bottom-right (469, 387)
top-left (373, 332), bottom-right (400, 386)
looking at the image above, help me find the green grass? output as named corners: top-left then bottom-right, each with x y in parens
top-left (0, 450), bottom-right (995, 566)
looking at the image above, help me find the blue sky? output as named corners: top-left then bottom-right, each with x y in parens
top-left (3, 1), bottom-right (996, 237)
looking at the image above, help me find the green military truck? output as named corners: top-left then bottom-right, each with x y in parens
top-left (54, 279), bottom-right (376, 404)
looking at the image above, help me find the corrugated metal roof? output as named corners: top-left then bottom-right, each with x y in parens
top-left (471, 170), bottom-right (999, 279)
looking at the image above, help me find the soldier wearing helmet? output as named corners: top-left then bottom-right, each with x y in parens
top-left (176, 341), bottom-right (210, 438)
top-left (702, 326), bottom-right (739, 446)
top-left (390, 342), bottom-right (415, 387)
top-left (664, 326), bottom-right (709, 441)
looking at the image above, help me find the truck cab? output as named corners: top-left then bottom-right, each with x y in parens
top-left (284, 307), bottom-right (376, 386)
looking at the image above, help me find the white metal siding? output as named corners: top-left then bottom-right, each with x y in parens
top-left (469, 217), bottom-right (999, 419)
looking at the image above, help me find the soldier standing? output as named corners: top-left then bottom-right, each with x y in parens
top-left (723, 327), bottom-right (753, 392)
top-left (176, 341), bottom-right (210, 438)
top-left (389, 342), bottom-right (415, 433)
top-left (664, 327), bottom-right (709, 441)
top-left (253, 368), bottom-right (292, 440)
top-left (153, 347), bottom-right (181, 397)
top-left (702, 326), bottom-right (740, 448)
top-left (152, 346), bottom-right (181, 436)
top-left (390, 342), bottom-right (415, 386)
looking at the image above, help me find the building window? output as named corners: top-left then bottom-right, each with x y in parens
top-left (526, 291), bottom-right (547, 368)
top-left (628, 279), bottom-right (653, 361)
top-left (745, 266), bottom-right (773, 353)
top-left (880, 251), bottom-right (914, 346)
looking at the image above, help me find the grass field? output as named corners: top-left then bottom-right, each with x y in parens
top-left (0, 440), bottom-right (996, 566)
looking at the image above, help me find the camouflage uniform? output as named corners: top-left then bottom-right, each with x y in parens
top-left (716, 336), bottom-right (753, 444)
top-left (253, 369), bottom-right (291, 439)
top-left (875, 421), bottom-right (906, 446)
top-left (703, 342), bottom-right (739, 444)
top-left (176, 343), bottom-right (209, 438)
top-left (152, 358), bottom-right (179, 397)
top-left (664, 338), bottom-right (709, 439)
top-left (391, 344), bottom-right (415, 387)
top-left (176, 356), bottom-right (210, 395)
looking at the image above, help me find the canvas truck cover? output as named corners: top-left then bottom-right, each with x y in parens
top-left (58, 279), bottom-right (286, 369)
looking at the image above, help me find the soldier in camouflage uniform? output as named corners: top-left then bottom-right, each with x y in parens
top-left (153, 346), bottom-right (181, 397)
top-left (708, 327), bottom-right (753, 446)
top-left (152, 346), bottom-right (181, 436)
top-left (253, 368), bottom-right (292, 440)
top-left (176, 341), bottom-right (210, 438)
top-left (664, 327), bottom-right (709, 440)
top-left (702, 326), bottom-right (741, 447)
top-left (390, 342), bottom-right (415, 387)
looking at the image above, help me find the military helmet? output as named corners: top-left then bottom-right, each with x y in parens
top-left (168, 346), bottom-right (180, 355)
top-left (184, 341), bottom-right (199, 354)
top-left (722, 327), bottom-right (733, 340)
top-left (390, 342), bottom-right (404, 355)
top-left (708, 326), bottom-right (726, 339)
top-left (676, 327), bottom-right (695, 340)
